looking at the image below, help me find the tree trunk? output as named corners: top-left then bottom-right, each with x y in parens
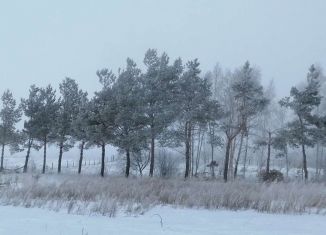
top-left (210, 125), bottom-right (215, 175)
top-left (266, 131), bottom-right (271, 173)
top-left (302, 143), bottom-right (308, 181)
top-left (139, 161), bottom-right (143, 177)
top-left (185, 122), bottom-right (191, 178)
top-left (100, 143), bottom-right (105, 177)
top-left (298, 116), bottom-right (308, 181)
top-left (243, 134), bottom-right (249, 177)
top-left (191, 126), bottom-right (195, 177)
top-left (223, 138), bottom-right (232, 182)
top-left (316, 143), bottom-right (320, 179)
top-left (78, 141), bottom-right (85, 174)
top-left (42, 137), bottom-right (47, 174)
top-left (210, 130), bottom-right (216, 178)
top-left (0, 143), bottom-right (5, 172)
top-left (228, 137), bottom-right (236, 180)
top-left (125, 149), bottom-right (131, 177)
top-left (149, 125), bottom-right (155, 177)
top-left (285, 147), bottom-right (289, 178)
top-left (211, 143), bottom-right (214, 162)
top-left (321, 147), bottom-right (325, 180)
top-left (195, 129), bottom-right (203, 176)
top-left (57, 141), bottom-right (64, 173)
top-left (234, 132), bottom-right (244, 178)
top-left (23, 139), bottom-right (33, 173)
top-left (211, 140), bottom-right (215, 178)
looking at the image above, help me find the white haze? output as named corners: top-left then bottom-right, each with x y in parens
top-left (1, 0), bottom-right (326, 100)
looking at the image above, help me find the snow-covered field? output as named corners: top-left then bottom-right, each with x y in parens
top-left (1, 171), bottom-right (325, 235)
top-left (0, 205), bottom-right (325, 235)
top-left (1, 154), bottom-right (325, 235)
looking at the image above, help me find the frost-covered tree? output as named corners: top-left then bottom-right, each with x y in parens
top-left (20, 86), bottom-right (45, 172)
top-left (280, 65), bottom-right (322, 180)
top-left (71, 91), bottom-right (89, 174)
top-left (309, 66), bottom-right (326, 180)
top-left (55, 78), bottom-right (87, 173)
top-left (253, 81), bottom-right (286, 174)
top-left (205, 65), bottom-right (225, 177)
top-left (19, 128), bottom-right (41, 173)
top-left (88, 69), bottom-right (117, 177)
top-left (176, 59), bottom-right (220, 178)
top-left (142, 49), bottom-right (182, 177)
top-left (112, 58), bottom-right (147, 177)
top-left (23, 85), bottom-right (59, 174)
top-left (0, 90), bottom-right (22, 171)
top-left (21, 85), bottom-right (41, 172)
top-left (221, 62), bottom-right (268, 182)
top-left (273, 128), bottom-right (290, 177)
top-left (131, 150), bottom-right (150, 176)
top-left (39, 85), bottom-right (60, 174)
top-left (306, 66), bottom-right (326, 178)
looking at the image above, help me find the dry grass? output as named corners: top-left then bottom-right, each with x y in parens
top-left (0, 173), bottom-right (326, 216)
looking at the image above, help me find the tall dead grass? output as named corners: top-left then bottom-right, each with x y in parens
top-left (0, 173), bottom-right (325, 216)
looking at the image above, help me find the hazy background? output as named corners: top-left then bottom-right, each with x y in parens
top-left (1, 0), bottom-right (326, 100)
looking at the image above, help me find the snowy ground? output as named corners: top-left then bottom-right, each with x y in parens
top-left (0, 205), bottom-right (325, 235)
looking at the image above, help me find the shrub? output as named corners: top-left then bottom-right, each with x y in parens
top-left (156, 150), bottom-right (178, 178)
top-left (258, 169), bottom-right (284, 182)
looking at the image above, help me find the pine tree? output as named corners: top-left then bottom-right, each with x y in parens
top-left (0, 90), bottom-right (22, 171)
top-left (176, 59), bottom-right (220, 178)
top-left (142, 49), bottom-right (182, 177)
top-left (20, 128), bottom-right (41, 173)
top-left (112, 58), bottom-right (147, 177)
top-left (71, 91), bottom-right (89, 174)
top-left (24, 85), bottom-right (59, 174)
top-left (273, 128), bottom-right (290, 177)
top-left (280, 65), bottom-right (322, 180)
top-left (55, 78), bottom-right (87, 173)
top-left (88, 69), bottom-right (117, 177)
top-left (20, 86), bottom-right (44, 172)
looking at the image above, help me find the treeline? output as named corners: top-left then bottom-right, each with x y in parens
top-left (0, 49), bottom-right (325, 181)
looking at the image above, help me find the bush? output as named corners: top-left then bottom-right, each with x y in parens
top-left (156, 150), bottom-right (178, 178)
top-left (258, 169), bottom-right (284, 182)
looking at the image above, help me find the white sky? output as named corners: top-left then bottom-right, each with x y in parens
top-left (1, 0), bottom-right (326, 99)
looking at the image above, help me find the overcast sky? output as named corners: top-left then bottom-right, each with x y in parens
top-left (1, 0), bottom-right (326, 99)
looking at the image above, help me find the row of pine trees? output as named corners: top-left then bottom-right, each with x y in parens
top-left (0, 49), bottom-right (325, 181)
